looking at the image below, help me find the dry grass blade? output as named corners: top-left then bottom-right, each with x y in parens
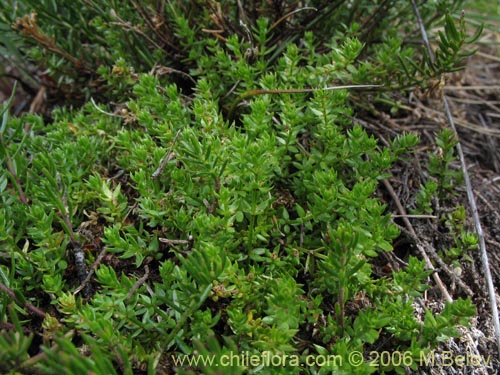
top-left (416, 103), bottom-right (500, 137)
top-left (444, 85), bottom-right (500, 91)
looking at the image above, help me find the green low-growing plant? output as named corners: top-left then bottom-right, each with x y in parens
top-left (1, 0), bottom-right (479, 109)
top-left (412, 127), bottom-right (478, 273)
top-left (413, 128), bottom-right (463, 214)
top-left (399, 13), bottom-right (482, 90)
top-left (0, 2), bottom-right (482, 374)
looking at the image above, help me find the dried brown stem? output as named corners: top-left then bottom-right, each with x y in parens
top-left (0, 282), bottom-right (46, 319)
top-left (152, 129), bottom-right (181, 179)
top-left (126, 265), bottom-right (150, 301)
top-left (73, 246), bottom-right (108, 295)
top-left (13, 13), bottom-right (85, 70)
top-left (382, 179), bottom-right (452, 302)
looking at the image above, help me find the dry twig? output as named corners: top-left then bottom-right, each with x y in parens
top-left (73, 246), bottom-right (108, 296)
top-left (152, 129), bottom-right (181, 179)
top-left (126, 265), bottom-right (150, 302)
top-left (0, 282), bottom-right (46, 319)
top-left (382, 179), bottom-right (452, 301)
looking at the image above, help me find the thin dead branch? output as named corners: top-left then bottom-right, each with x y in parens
top-left (13, 13), bottom-right (86, 71)
top-left (382, 178), bottom-right (452, 302)
top-left (269, 7), bottom-right (317, 32)
top-left (126, 265), bottom-right (150, 301)
top-left (0, 282), bottom-right (46, 319)
top-left (152, 128), bottom-right (181, 179)
top-left (73, 246), bottom-right (108, 296)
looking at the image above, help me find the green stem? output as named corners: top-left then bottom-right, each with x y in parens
top-left (164, 283), bottom-right (213, 347)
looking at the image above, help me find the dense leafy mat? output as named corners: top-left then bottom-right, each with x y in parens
top-left (0, 1), bottom-right (497, 374)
